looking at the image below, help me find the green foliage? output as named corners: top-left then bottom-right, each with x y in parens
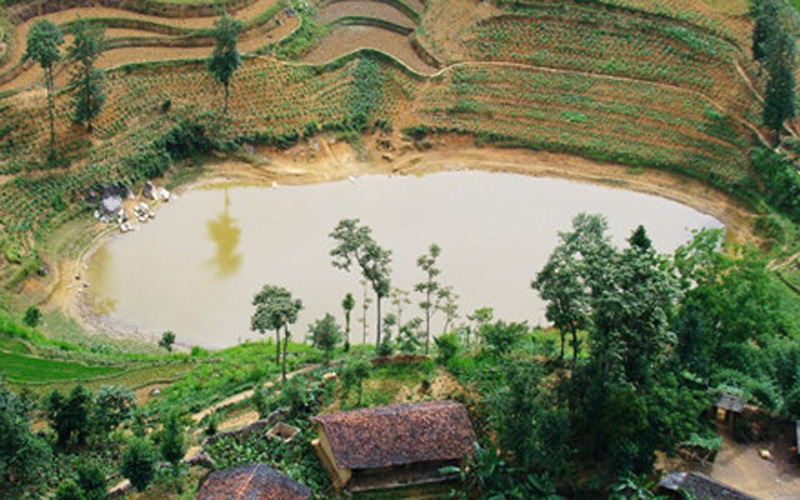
top-left (75, 461), bottom-right (108, 500)
top-left (308, 313), bottom-right (342, 365)
top-left (67, 17), bottom-right (106, 133)
top-left (23, 19), bottom-right (63, 160)
top-left (208, 15), bottom-right (244, 113)
top-left (92, 385), bottom-right (135, 434)
top-left (205, 430), bottom-right (331, 496)
top-left (251, 284), bottom-right (303, 381)
top-left (341, 357), bottom-right (371, 407)
top-left (0, 350), bottom-right (120, 382)
top-left (159, 410), bottom-right (185, 468)
top-left (45, 385), bottom-right (92, 447)
top-left (434, 332), bottom-right (461, 365)
top-left (158, 331), bottom-right (176, 353)
top-left (120, 437), bottom-right (156, 492)
top-left (0, 378), bottom-right (52, 489)
top-left (341, 292), bottom-right (355, 349)
top-left (479, 321), bottom-right (527, 356)
top-left (751, 147), bottom-right (800, 222)
top-left (330, 219), bottom-right (392, 345)
top-left (22, 306), bottom-right (42, 328)
top-left (348, 57), bottom-right (384, 132)
top-left (23, 20), bottom-right (63, 71)
top-left (759, 0), bottom-right (798, 134)
top-left (54, 480), bottom-right (85, 500)
top-left (273, 12), bottom-right (327, 60)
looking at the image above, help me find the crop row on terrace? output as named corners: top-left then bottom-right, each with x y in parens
top-left (495, 0), bottom-right (751, 49)
top-left (466, 10), bottom-right (761, 125)
top-left (414, 66), bottom-right (752, 188)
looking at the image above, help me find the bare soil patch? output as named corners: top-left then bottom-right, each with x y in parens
top-left (303, 25), bottom-right (435, 73)
top-left (318, 2), bottom-right (416, 28)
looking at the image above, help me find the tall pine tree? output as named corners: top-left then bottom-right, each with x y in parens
top-left (23, 20), bottom-right (63, 161)
top-left (208, 16), bottom-right (244, 114)
top-left (67, 17), bottom-right (106, 134)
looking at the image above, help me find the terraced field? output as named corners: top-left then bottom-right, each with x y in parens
top-left (0, 0), bottom-right (775, 263)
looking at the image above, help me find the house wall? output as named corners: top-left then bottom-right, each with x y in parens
top-left (312, 432), bottom-right (352, 490)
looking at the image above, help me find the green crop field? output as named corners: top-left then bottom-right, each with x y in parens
top-left (0, 350), bottom-right (122, 382)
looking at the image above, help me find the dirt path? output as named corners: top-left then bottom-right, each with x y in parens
top-left (191, 363), bottom-right (320, 423)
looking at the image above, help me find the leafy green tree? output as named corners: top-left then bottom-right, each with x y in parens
top-left (434, 332), bottom-right (461, 364)
top-left (479, 321), bottom-right (527, 356)
top-left (251, 285), bottom-right (301, 368)
top-left (23, 19), bottom-right (64, 161)
top-left (752, 0), bottom-right (780, 68)
top-left (0, 378), bottom-right (51, 488)
top-left (672, 229), bottom-right (789, 374)
top-left (342, 358), bottom-right (371, 406)
top-left (160, 411), bottom-right (185, 473)
top-left (22, 306), bottom-right (42, 328)
top-left (46, 385), bottom-right (92, 447)
top-left (309, 313), bottom-right (342, 365)
top-left (67, 17), bottom-right (105, 133)
top-left (54, 481), bottom-right (85, 500)
top-left (76, 462), bottom-right (107, 500)
top-left (436, 285), bottom-right (459, 334)
top-left (120, 438), bottom-right (156, 492)
top-left (207, 15), bottom-right (244, 114)
top-left (159, 331), bottom-right (176, 352)
top-left (466, 307), bottom-right (493, 347)
top-left (330, 219), bottom-right (392, 346)
top-left (763, 26), bottom-right (797, 140)
top-left (397, 317), bottom-right (423, 353)
top-left (92, 385), bottom-right (135, 434)
top-left (532, 244), bottom-right (589, 363)
top-left (415, 243), bottom-right (442, 354)
top-left (341, 292), bottom-right (355, 350)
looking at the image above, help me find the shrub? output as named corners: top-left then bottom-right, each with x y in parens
top-left (22, 306), bottom-right (41, 328)
top-left (434, 332), bottom-right (461, 365)
top-left (120, 438), bottom-right (156, 492)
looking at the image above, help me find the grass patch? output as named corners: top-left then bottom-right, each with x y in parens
top-left (0, 350), bottom-right (121, 382)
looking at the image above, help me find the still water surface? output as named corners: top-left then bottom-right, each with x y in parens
top-left (85, 172), bottom-right (722, 348)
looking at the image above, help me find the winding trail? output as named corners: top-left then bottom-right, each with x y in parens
top-left (191, 363), bottom-right (320, 423)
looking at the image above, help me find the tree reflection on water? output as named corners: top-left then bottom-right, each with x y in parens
top-left (207, 188), bottom-right (242, 277)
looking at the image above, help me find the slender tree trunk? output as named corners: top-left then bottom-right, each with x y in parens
top-left (85, 65), bottom-right (94, 134)
top-left (345, 310), bottom-right (351, 347)
top-left (46, 66), bottom-right (56, 161)
top-left (559, 331), bottom-right (565, 361)
top-left (571, 327), bottom-right (578, 367)
top-left (274, 329), bottom-right (280, 366)
top-left (425, 289), bottom-right (431, 355)
top-left (281, 327), bottom-right (289, 382)
top-left (224, 82), bottom-right (230, 114)
top-left (376, 294), bottom-right (382, 347)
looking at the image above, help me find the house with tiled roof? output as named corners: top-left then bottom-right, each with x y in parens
top-left (311, 400), bottom-right (476, 492)
top-left (194, 463), bottom-right (311, 500)
top-left (658, 471), bottom-right (757, 500)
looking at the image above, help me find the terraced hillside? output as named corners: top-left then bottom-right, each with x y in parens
top-left (0, 0), bottom-right (775, 270)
